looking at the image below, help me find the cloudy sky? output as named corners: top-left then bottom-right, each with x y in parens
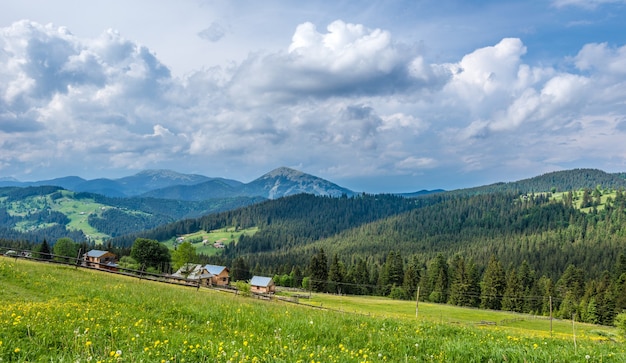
top-left (1, 0), bottom-right (626, 193)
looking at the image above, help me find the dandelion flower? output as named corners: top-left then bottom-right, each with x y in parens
top-left (14, 348), bottom-right (21, 353)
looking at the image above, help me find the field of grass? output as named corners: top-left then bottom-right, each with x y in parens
top-left (551, 189), bottom-right (616, 212)
top-left (2, 257), bottom-right (625, 362)
top-left (163, 227), bottom-right (258, 256)
top-left (294, 293), bottom-right (619, 341)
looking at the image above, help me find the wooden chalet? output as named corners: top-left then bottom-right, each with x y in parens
top-left (83, 250), bottom-right (118, 271)
top-left (170, 264), bottom-right (230, 287)
top-left (250, 275), bottom-right (275, 294)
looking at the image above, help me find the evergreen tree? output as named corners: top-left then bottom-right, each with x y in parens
top-left (536, 275), bottom-right (555, 316)
top-left (380, 251), bottom-right (404, 296)
top-left (309, 248), bottom-right (328, 292)
top-left (555, 264), bottom-right (585, 318)
top-left (448, 255), bottom-right (470, 306)
top-left (403, 256), bottom-right (421, 299)
top-left (502, 268), bottom-right (523, 312)
top-left (480, 255), bottom-right (506, 310)
top-left (426, 254), bottom-right (449, 303)
top-left (35, 239), bottom-right (52, 260)
top-left (231, 257), bottom-right (251, 281)
top-left (290, 265), bottom-right (303, 288)
top-left (328, 253), bottom-right (346, 294)
top-left (467, 261), bottom-right (481, 308)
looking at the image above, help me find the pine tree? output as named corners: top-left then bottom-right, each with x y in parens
top-left (231, 257), bottom-right (251, 282)
top-left (309, 248), bottom-right (328, 292)
top-left (448, 255), bottom-right (470, 306)
top-left (403, 256), bottom-right (421, 298)
top-left (328, 253), bottom-right (345, 294)
top-left (427, 254), bottom-right (448, 303)
top-left (502, 268), bottom-right (523, 312)
top-left (36, 239), bottom-right (52, 260)
top-left (480, 255), bottom-right (506, 310)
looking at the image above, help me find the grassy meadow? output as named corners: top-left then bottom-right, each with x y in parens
top-left (163, 227), bottom-right (258, 256)
top-left (1, 257), bottom-right (625, 362)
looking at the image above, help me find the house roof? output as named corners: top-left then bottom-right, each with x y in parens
top-left (171, 264), bottom-right (205, 279)
top-left (85, 250), bottom-right (113, 258)
top-left (205, 264), bottom-right (228, 275)
top-left (250, 276), bottom-right (273, 287)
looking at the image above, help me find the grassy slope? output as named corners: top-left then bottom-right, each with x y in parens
top-left (162, 227), bottom-right (258, 256)
top-left (1, 257), bottom-right (624, 362)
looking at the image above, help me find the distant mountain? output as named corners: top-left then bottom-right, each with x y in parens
top-left (0, 170), bottom-right (216, 197)
top-left (114, 169), bottom-right (213, 195)
top-left (399, 189), bottom-right (445, 198)
top-left (0, 167), bottom-right (356, 200)
top-left (143, 167), bottom-right (355, 200)
top-left (240, 167), bottom-right (355, 199)
top-left (141, 179), bottom-right (242, 200)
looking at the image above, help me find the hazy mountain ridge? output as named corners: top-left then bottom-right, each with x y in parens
top-left (0, 167), bottom-right (356, 200)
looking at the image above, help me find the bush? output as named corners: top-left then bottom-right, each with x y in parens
top-left (235, 280), bottom-right (251, 297)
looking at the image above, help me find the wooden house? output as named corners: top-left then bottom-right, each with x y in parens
top-left (170, 264), bottom-right (230, 287)
top-left (83, 250), bottom-right (118, 271)
top-left (205, 264), bottom-right (230, 286)
top-left (250, 275), bottom-right (275, 294)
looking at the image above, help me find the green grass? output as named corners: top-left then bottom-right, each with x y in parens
top-left (163, 227), bottom-right (258, 256)
top-left (295, 293), bottom-right (619, 341)
top-left (2, 257), bottom-right (625, 362)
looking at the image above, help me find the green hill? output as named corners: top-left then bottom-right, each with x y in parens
top-left (0, 186), bottom-right (263, 244)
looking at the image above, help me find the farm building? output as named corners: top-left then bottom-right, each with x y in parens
top-left (250, 275), bottom-right (275, 294)
top-left (170, 264), bottom-right (230, 287)
top-left (83, 250), bottom-right (118, 271)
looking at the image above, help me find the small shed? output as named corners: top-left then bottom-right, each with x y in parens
top-left (83, 250), bottom-right (118, 271)
top-left (250, 275), bottom-right (275, 294)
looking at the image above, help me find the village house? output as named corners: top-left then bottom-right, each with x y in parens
top-left (250, 275), bottom-right (275, 294)
top-left (170, 264), bottom-right (230, 287)
top-left (205, 264), bottom-right (230, 286)
top-left (83, 250), bottom-right (118, 271)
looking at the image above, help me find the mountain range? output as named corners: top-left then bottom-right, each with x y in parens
top-left (0, 167), bottom-right (356, 200)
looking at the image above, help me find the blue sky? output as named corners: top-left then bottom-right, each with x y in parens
top-left (1, 0), bottom-right (626, 193)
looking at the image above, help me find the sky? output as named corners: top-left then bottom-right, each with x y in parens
top-left (1, 0), bottom-right (626, 193)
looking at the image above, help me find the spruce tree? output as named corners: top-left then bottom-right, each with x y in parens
top-left (309, 248), bottom-right (328, 292)
top-left (37, 239), bottom-right (52, 260)
top-left (480, 255), bottom-right (506, 310)
top-left (328, 253), bottom-right (345, 294)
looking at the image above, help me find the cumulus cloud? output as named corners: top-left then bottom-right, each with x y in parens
top-left (1, 18), bottom-right (626, 190)
top-left (228, 20), bottom-right (448, 104)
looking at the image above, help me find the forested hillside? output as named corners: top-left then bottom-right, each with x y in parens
top-left (111, 193), bottom-right (429, 247)
top-left (0, 186), bottom-right (264, 244)
top-left (110, 184), bottom-right (626, 326)
top-left (452, 168), bottom-right (626, 196)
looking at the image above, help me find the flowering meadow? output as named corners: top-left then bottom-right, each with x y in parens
top-left (1, 257), bottom-right (624, 362)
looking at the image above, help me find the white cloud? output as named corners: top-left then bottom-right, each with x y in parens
top-left (1, 16), bottom-right (626, 191)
